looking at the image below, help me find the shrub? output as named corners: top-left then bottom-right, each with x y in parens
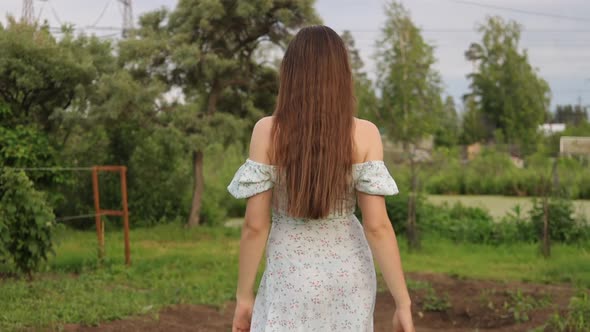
top-left (529, 197), bottom-right (589, 243)
top-left (129, 127), bottom-right (192, 226)
top-left (420, 146), bottom-right (590, 199)
top-left (420, 202), bottom-right (497, 244)
top-left (496, 205), bottom-right (537, 243)
top-left (200, 143), bottom-right (248, 225)
top-left (384, 191), bottom-right (428, 235)
top-left (0, 169), bottom-right (56, 278)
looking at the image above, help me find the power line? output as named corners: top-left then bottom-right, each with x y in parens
top-left (89, 0), bottom-right (113, 28)
top-left (48, 0), bottom-right (63, 26)
top-left (448, 0), bottom-right (590, 23)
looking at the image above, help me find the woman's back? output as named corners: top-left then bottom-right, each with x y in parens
top-left (228, 117), bottom-right (399, 331)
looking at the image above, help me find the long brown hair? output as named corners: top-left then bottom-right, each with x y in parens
top-left (271, 25), bottom-right (356, 219)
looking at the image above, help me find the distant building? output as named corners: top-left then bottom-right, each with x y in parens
top-left (539, 123), bottom-right (566, 136)
top-left (560, 136), bottom-right (590, 156)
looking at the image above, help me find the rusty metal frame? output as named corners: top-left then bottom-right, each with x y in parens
top-left (91, 166), bottom-right (131, 266)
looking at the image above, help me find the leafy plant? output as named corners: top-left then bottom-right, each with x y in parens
top-left (0, 169), bottom-right (56, 278)
top-left (546, 291), bottom-right (590, 331)
top-left (530, 197), bottom-right (588, 243)
top-left (503, 289), bottom-right (550, 323)
top-left (422, 287), bottom-right (451, 312)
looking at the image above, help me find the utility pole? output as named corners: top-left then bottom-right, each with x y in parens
top-left (119, 0), bottom-right (134, 38)
top-left (22, 0), bottom-right (34, 24)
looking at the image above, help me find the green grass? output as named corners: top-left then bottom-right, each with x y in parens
top-left (400, 234), bottom-right (590, 287)
top-left (0, 224), bottom-right (242, 331)
top-left (427, 195), bottom-right (590, 220)
top-left (1, 223), bottom-right (589, 330)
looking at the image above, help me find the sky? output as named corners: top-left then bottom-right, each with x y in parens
top-left (2, 0), bottom-right (590, 111)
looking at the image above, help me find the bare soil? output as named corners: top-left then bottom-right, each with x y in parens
top-left (64, 272), bottom-right (575, 332)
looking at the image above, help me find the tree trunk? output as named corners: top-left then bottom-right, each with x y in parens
top-left (541, 193), bottom-right (550, 258)
top-left (407, 155), bottom-right (420, 251)
top-left (187, 150), bottom-right (204, 227)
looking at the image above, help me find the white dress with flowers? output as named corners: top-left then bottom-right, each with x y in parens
top-left (228, 159), bottom-right (399, 332)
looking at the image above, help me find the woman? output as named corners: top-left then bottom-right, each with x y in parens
top-left (228, 25), bottom-right (414, 332)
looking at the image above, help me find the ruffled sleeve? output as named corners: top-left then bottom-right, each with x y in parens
top-left (354, 160), bottom-right (399, 196)
top-left (227, 159), bottom-right (275, 199)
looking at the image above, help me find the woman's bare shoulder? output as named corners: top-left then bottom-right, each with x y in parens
top-left (249, 116), bottom-right (274, 163)
top-left (353, 118), bottom-right (383, 163)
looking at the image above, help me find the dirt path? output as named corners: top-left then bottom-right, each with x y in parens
top-left (65, 272), bottom-right (575, 331)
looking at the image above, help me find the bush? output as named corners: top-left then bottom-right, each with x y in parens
top-left (496, 205), bottom-right (537, 243)
top-left (530, 197), bottom-right (589, 243)
top-left (0, 169), bottom-right (56, 278)
top-left (129, 127), bottom-right (192, 226)
top-left (421, 202), bottom-right (499, 244)
top-left (384, 191), bottom-right (428, 235)
top-left (200, 143), bottom-right (248, 225)
top-left (420, 146), bottom-right (590, 199)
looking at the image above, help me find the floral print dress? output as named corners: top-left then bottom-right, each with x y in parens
top-left (228, 159), bottom-right (399, 332)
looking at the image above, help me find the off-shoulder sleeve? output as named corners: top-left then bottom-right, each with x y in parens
top-left (354, 160), bottom-right (399, 196)
top-left (227, 159), bottom-right (275, 199)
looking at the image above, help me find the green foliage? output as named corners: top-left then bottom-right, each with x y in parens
top-left (423, 148), bottom-right (464, 194)
top-left (118, 0), bottom-right (319, 225)
top-left (341, 30), bottom-right (379, 121)
top-left (530, 197), bottom-right (589, 243)
top-left (434, 96), bottom-right (460, 147)
top-left (553, 105), bottom-right (588, 126)
top-left (420, 147), bottom-right (590, 199)
top-left (414, 198), bottom-right (589, 245)
top-left (460, 96), bottom-right (488, 144)
top-left (546, 291), bottom-right (590, 332)
top-left (422, 287), bottom-right (451, 312)
top-left (0, 19), bottom-right (112, 133)
top-left (200, 144), bottom-right (248, 225)
top-left (465, 16), bottom-right (550, 153)
top-left (422, 202), bottom-right (499, 244)
top-left (0, 169), bottom-right (56, 277)
top-left (376, 1), bottom-right (443, 146)
top-left (384, 191), bottom-right (428, 235)
top-left (503, 289), bottom-right (550, 323)
top-left (463, 149), bottom-right (516, 194)
top-left (128, 127), bottom-right (192, 225)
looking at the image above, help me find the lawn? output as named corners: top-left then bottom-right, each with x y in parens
top-left (0, 223), bottom-right (589, 330)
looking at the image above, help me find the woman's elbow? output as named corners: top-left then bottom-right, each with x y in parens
top-left (242, 216), bottom-right (270, 235)
top-left (363, 218), bottom-right (392, 236)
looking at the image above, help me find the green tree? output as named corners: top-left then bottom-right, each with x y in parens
top-left (554, 104), bottom-right (588, 126)
top-left (460, 95), bottom-right (487, 144)
top-left (341, 30), bottom-right (378, 121)
top-left (0, 19), bottom-right (115, 140)
top-left (465, 16), bottom-right (551, 154)
top-left (434, 96), bottom-right (459, 147)
top-left (0, 19), bottom-right (117, 214)
top-left (120, 0), bottom-right (319, 226)
top-left (375, 1), bottom-right (443, 249)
